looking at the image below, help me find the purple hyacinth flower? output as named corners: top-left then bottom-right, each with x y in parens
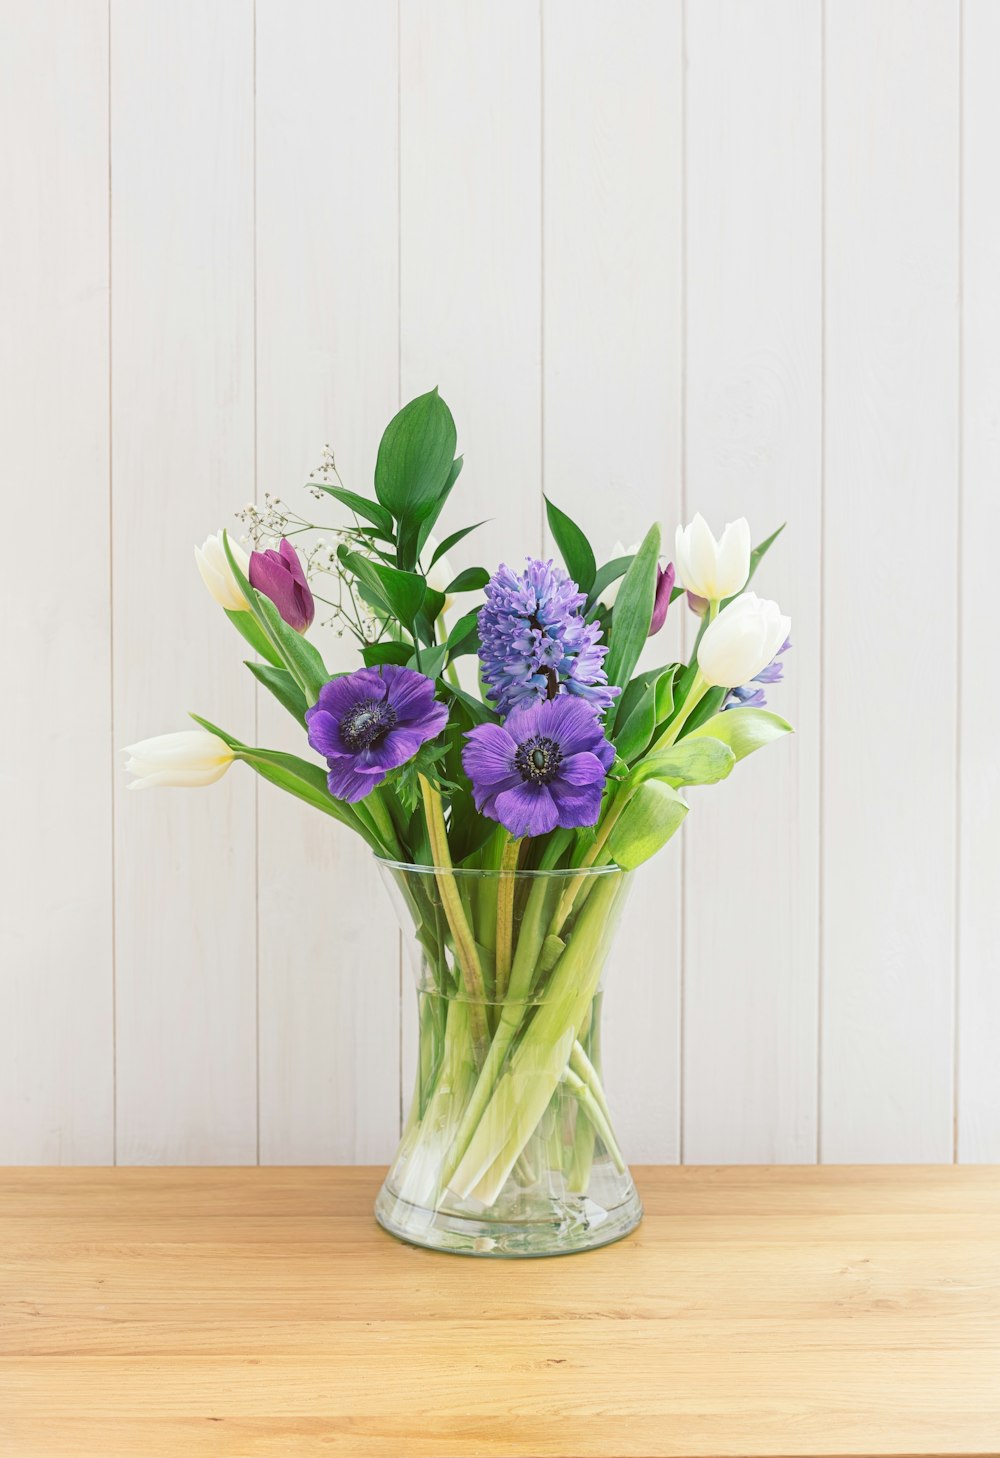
top-left (250, 538), bottom-right (315, 633)
top-left (462, 695), bottom-right (614, 839)
top-left (306, 664), bottom-right (448, 802)
top-left (648, 562), bottom-right (676, 637)
top-left (723, 636), bottom-right (792, 712)
top-left (477, 558), bottom-right (619, 718)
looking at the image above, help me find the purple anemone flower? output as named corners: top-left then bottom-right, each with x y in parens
top-left (477, 558), bottom-right (619, 719)
top-left (462, 696), bottom-right (614, 839)
top-left (724, 636), bottom-right (792, 712)
top-left (306, 664), bottom-right (448, 802)
top-left (250, 538), bottom-right (315, 633)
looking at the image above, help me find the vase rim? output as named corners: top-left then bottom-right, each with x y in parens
top-left (373, 855), bottom-right (626, 880)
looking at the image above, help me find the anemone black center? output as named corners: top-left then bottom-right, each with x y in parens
top-left (514, 734), bottom-right (562, 785)
top-left (340, 697), bottom-right (397, 751)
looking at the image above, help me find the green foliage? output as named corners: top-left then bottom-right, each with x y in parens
top-left (446, 609), bottom-right (481, 659)
top-left (685, 706), bottom-right (793, 760)
top-left (312, 484), bottom-right (394, 536)
top-left (374, 389), bottom-right (458, 569)
top-left (415, 455), bottom-right (464, 562)
top-left (612, 665), bottom-right (679, 763)
top-left (603, 523), bottom-right (661, 718)
top-left (224, 608), bottom-right (281, 667)
top-left (340, 548), bottom-right (426, 636)
top-left (585, 554), bottom-right (633, 614)
top-left (362, 642), bottom-right (412, 668)
top-left (245, 661), bottom-right (309, 723)
top-left (608, 781), bottom-right (689, 870)
top-left (544, 497), bottom-right (596, 594)
top-left (445, 566), bottom-right (489, 594)
top-left (429, 519), bottom-right (487, 566)
top-left (629, 736), bottom-right (735, 789)
top-left (391, 739), bottom-right (458, 816)
top-left (222, 533), bottom-right (328, 704)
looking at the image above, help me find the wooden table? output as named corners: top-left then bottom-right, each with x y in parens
top-left (2, 1166), bottom-right (998, 1457)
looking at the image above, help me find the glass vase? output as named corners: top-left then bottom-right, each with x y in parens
top-left (374, 859), bottom-right (642, 1257)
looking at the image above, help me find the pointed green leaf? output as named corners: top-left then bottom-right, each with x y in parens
top-left (586, 554), bottom-right (634, 613)
top-left (312, 483), bottom-right (394, 535)
top-left (224, 608), bottom-right (282, 667)
top-left (428, 518), bottom-right (487, 566)
top-left (685, 706), bottom-right (792, 760)
top-left (245, 661), bottom-right (309, 723)
top-left (445, 566), bottom-right (489, 594)
top-left (341, 549), bottom-right (426, 633)
top-left (630, 736), bottom-right (735, 788)
top-left (608, 781), bottom-right (688, 870)
top-left (603, 524), bottom-right (660, 718)
top-left (545, 496), bottom-right (596, 594)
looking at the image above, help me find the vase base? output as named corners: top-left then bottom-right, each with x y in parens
top-left (374, 1176), bottom-right (643, 1258)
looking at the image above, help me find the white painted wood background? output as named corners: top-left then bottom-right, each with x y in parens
top-left (2, 0), bottom-right (995, 1165)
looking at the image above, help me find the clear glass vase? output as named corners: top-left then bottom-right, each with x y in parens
top-left (374, 859), bottom-right (642, 1257)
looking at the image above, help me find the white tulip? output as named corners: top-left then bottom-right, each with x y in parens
top-left (195, 531), bottom-right (250, 611)
top-left (124, 730), bottom-right (234, 790)
top-left (603, 541), bottom-right (639, 608)
top-left (697, 592), bottom-right (791, 688)
top-left (674, 513), bottom-right (751, 602)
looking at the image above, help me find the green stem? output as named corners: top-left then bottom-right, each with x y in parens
top-left (418, 775), bottom-right (488, 1052)
top-left (493, 836), bottom-right (521, 1002)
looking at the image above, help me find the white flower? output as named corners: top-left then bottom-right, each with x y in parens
top-left (195, 531), bottom-right (250, 611)
top-left (674, 513), bottom-right (750, 602)
top-left (124, 730), bottom-right (234, 790)
top-left (697, 592), bottom-right (791, 688)
top-left (603, 541), bottom-right (639, 608)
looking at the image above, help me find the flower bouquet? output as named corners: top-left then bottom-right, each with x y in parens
top-left (127, 388), bottom-right (792, 1257)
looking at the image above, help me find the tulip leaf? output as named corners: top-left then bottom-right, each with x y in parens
top-left (613, 665), bottom-right (678, 763)
top-left (608, 781), bottom-right (689, 870)
top-left (312, 483), bottom-right (394, 536)
top-left (685, 706), bottom-right (792, 760)
top-left (222, 533), bottom-right (328, 704)
top-left (224, 608), bottom-right (282, 668)
top-left (341, 549), bottom-right (426, 635)
top-left (362, 642), bottom-right (412, 669)
top-left (545, 497), bottom-right (596, 595)
top-left (245, 661), bottom-right (309, 723)
top-left (585, 554), bottom-right (634, 614)
top-left (427, 518), bottom-right (487, 567)
top-left (445, 566), bottom-right (489, 594)
top-left (630, 736), bottom-right (735, 789)
top-left (603, 523), bottom-right (661, 719)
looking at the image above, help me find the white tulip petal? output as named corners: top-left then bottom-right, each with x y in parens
top-left (697, 592), bottom-right (791, 688)
top-left (123, 729), bottom-right (234, 790)
top-left (715, 518), bottom-right (751, 598)
top-left (195, 531), bottom-right (249, 611)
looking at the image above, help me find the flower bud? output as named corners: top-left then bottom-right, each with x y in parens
top-left (697, 592), bottom-right (791, 689)
top-left (648, 562), bottom-right (675, 636)
top-left (195, 531), bottom-right (250, 611)
top-left (674, 513), bottom-right (750, 602)
top-left (249, 538), bottom-right (315, 633)
top-left (124, 730), bottom-right (233, 790)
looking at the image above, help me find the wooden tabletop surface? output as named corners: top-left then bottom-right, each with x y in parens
top-left (2, 1165), bottom-right (998, 1458)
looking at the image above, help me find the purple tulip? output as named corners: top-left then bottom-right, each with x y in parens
top-left (648, 562), bottom-right (676, 637)
top-left (462, 695), bottom-right (614, 839)
top-left (306, 664), bottom-right (448, 802)
top-left (249, 538), bottom-right (315, 633)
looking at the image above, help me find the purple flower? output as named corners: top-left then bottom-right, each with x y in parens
top-left (306, 665), bottom-right (448, 802)
top-left (649, 562), bottom-right (676, 637)
top-left (462, 696), bottom-right (614, 838)
top-left (477, 558), bottom-right (619, 718)
top-left (250, 538), bottom-right (315, 633)
top-left (724, 636), bottom-right (791, 712)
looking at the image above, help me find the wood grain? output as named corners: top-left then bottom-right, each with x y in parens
top-left (1, 1166), bottom-right (997, 1458)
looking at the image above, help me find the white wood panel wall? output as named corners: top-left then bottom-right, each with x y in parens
top-left (2, 0), bottom-right (995, 1166)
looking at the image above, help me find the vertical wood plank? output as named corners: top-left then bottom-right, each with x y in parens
top-left (398, 0), bottom-right (543, 1102)
top-left (958, 0), bottom-right (1000, 1161)
top-left (823, 0), bottom-right (959, 1161)
top-left (0, 0), bottom-right (113, 1162)
top-left (255, 0), bottom-right (401, 1163)
top-left (112, 0), bottom-right (258, 1163)
top-left (682, 0), bottom-right (822, 1162)
top-left (542, 0), bottom-right (683, 1161)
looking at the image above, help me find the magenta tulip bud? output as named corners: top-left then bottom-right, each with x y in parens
top-left (686, 589), bottom-right (709, 618)
top-left (249, 538), bottom-right (315, 633)
top-left (648, 562), bottom-right (676, 637)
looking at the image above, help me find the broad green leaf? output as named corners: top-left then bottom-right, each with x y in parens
top-left (414, 455), bottom-right (465, 562)
top-left (613, 666), bottom-right (677, 763)
top-left (630, 736), bottom-right (735, 788)
top-left (341, 549), bottom-right (426, 633)
top-left (445, 566), bottom-right (489, 594)
top-left (685, 706), bottom-right (792, 760)
top-left (245, 661), bottom-right (308, 722)
top-left (374, 388), bottom-right (457, 525)
top-left (603, 524), bottom-right (660, 717)
top-left (608, 781), bottom-right (688, 870)
top-left (428, 519), bottom-right (487, 567)
top-left (586, 554), bottom-right (633, 613)
top-left (446, 608), bottom-right (480, 658)
top-left (312, 483), bottom-right (393, 535)
top-left (408, 641), bottom-right (449, 680)
top-left (362, 641), bottom-right (412, 668)
top-left (224, 608), bottom-right (282, 668)
top-left (545, 496), bottom-right (596, 594)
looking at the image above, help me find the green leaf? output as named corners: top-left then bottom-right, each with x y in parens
top-left (341, 549), bottom-right (426, 633)
top-left (446, 608), bottom-right (480, 659)
top-left (375, 390), bottom-right (457, 568)
top-left (630, 736), bottom-right (735, 788)
top-left (414, 455), bottom-right (464, 562)
top-left (603, 524), bottom-right (661, 721)
top-left (224, 608), bottom-right (282, 667)
top-left (741, 522), bottom-right (785, 596)
top-left (245, 661), bottom-right (309, 723)
top-left (608, 781), bottom-right (688, 870)
top-left (586, 554), bottom-right (633, 613)
top-left (445, 566), bottom-right (489, 594)
top-left (222, 533), bottom-right (328, 704)
top-left (362, 641), bottom-right (412, 668)
top-left (613, 665), bottom-right (678, 763)
top-left (312, 484), bottom-right (394, 535)
top-left (443, 683), bottom-right (497, 725)
top-left (429, 519), bottom-right (487, 566)
top-left (545, 497), bottom-right (596, 594)
top-left (685, 706), bottom-right (793, 760)
top-left (408, 641), bottom-right (449, 680)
